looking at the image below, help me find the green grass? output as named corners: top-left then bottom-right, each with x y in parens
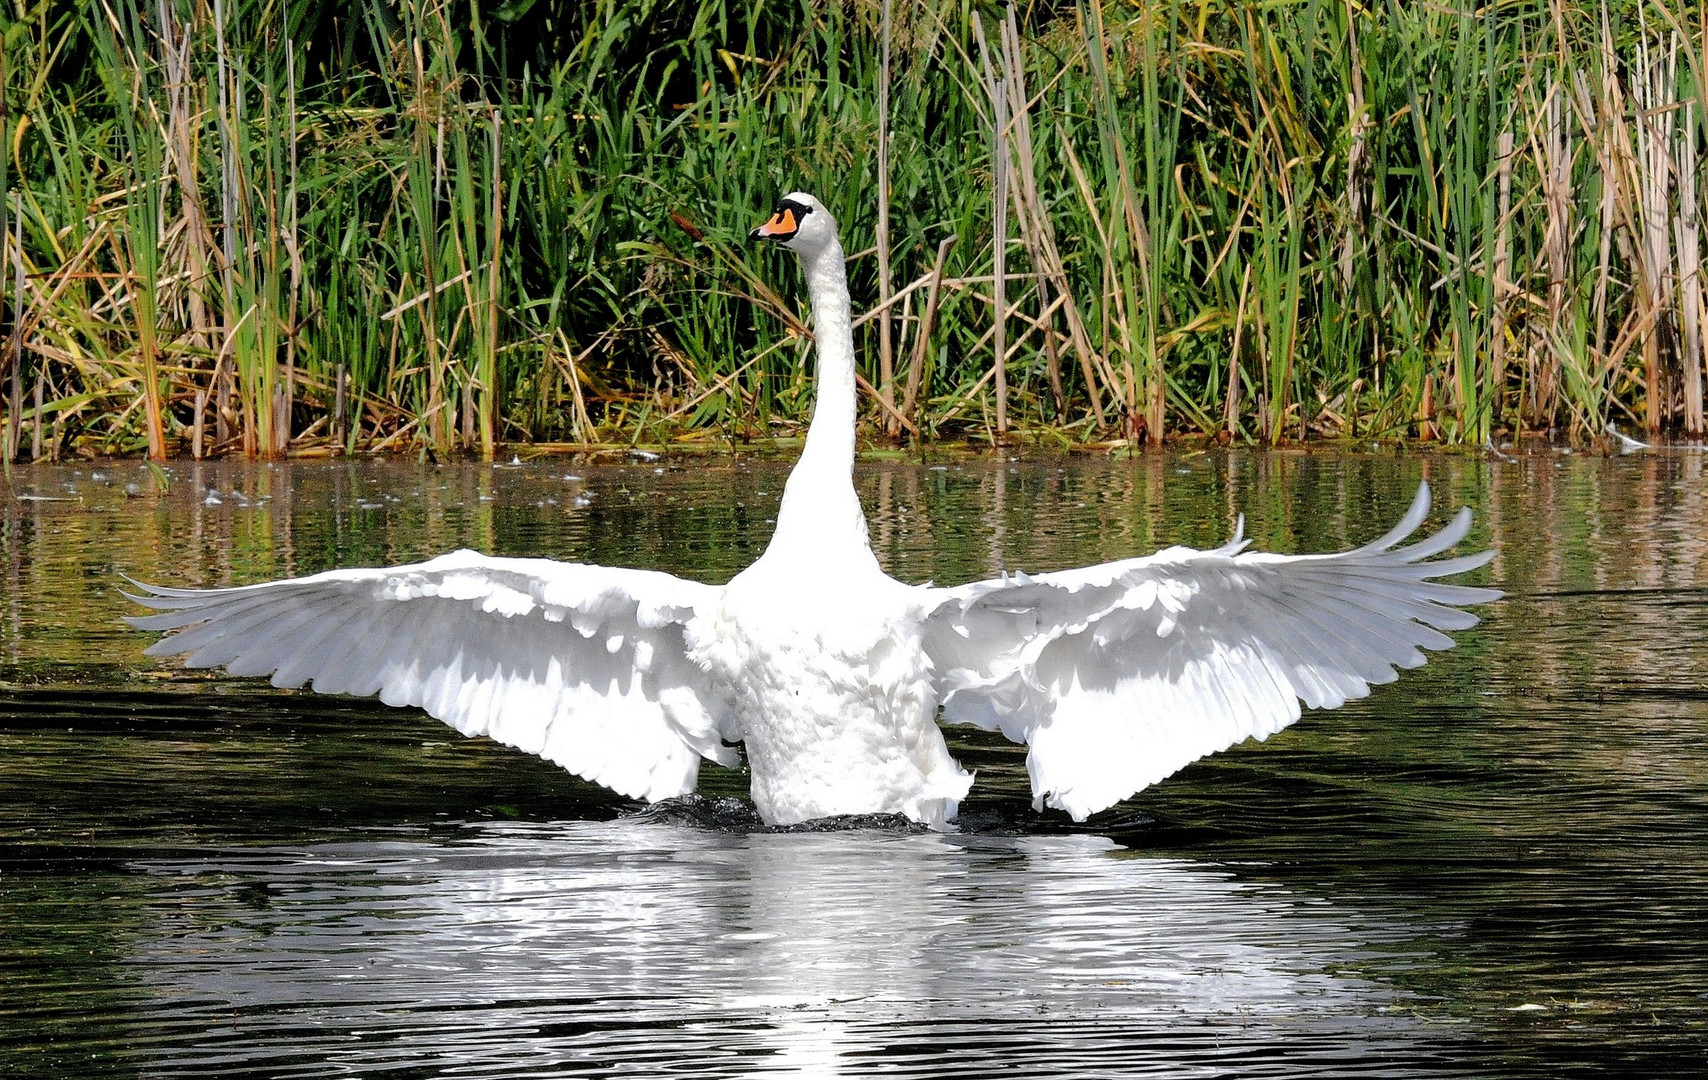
top-left (0, 0), bottom-right (1704, 462)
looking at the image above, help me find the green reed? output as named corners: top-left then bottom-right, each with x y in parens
top-left (0, 0), bottom-right (1704, 462)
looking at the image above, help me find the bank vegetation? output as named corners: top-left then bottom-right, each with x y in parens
top-left (0, 0), bottom-right (1705, 462)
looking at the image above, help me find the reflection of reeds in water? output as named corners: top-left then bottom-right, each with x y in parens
top-left (4, 451), bottom-right (1706, 664)
top-left (1480, 451), bottom-right (1708, 804)
top-left (0, 3), bottom-right (1706, 461)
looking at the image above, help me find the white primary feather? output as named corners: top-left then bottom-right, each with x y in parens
top-left (127, 552), bottom-right (732, 804)
top-left (918, 483), bottom-right (1499, 820)
top-left (128, 192), bottom-right (1499, 826)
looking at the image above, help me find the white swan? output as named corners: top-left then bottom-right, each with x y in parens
top-left (127, 192), bottom-right (1499, 827)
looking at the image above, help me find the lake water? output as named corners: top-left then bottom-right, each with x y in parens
top-left (2, 449), bottom-right (1705, 1076)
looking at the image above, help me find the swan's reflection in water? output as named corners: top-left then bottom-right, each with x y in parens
top-left (132, 823), bottom-right (1456, 1076)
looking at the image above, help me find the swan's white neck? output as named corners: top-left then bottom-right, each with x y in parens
top-left (796, 240), bottom-right (856, 475)
top-left (765, 237), bottom-right (872, 559)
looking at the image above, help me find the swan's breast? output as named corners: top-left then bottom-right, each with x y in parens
top-left (692, 563), bottom-right (966, 824)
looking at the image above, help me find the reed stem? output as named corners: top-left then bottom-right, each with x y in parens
top-left (2, 1), bottom-right (1704, 456)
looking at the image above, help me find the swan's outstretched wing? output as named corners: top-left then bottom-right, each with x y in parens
top-left (919, 483), bottom-right (1499, 821)
top-left (125, 550), bottom-right (734, 803)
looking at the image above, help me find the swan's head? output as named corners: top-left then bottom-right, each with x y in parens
top-left (750, 192), bottom-right (838, 258)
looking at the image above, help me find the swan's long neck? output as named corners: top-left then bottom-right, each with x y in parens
top-left (797, 240), bottom-right (856, 476)
top-left (765, 236), bottom-right (873, 559)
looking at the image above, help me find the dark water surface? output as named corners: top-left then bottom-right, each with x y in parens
top-left (2, 450), bottom-right (1705, 1076)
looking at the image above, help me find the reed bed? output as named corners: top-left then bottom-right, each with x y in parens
top-left (0, 0), bottom-right (1704, 462)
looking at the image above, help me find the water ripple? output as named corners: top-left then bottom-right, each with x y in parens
top-left (5, 450), bottom-right (1708, 1074)
top-left (115, 823), bottom-right (1455, 1077)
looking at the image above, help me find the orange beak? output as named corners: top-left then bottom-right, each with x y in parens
top-left (750, 207), bottom-right (799, 241)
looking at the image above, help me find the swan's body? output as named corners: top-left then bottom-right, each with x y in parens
top-left (703, 557), bottom-right (968, 826)
top-left (127, 193), bottom-right (1499, 826)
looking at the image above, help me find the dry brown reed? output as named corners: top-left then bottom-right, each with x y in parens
top-left (1, 1), bottom-right (1705, 462)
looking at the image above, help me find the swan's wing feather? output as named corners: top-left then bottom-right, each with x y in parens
top-left (125, 550), bottom-right (733, 802)
top-left (920, 483), bottom-right (1500, 820)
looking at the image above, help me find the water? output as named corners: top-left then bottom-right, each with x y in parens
top-left (3, 450), bottom-right (1706, 1076)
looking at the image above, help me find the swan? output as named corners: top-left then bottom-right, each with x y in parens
top-left (126, 192), bottom-right (1500, 827)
